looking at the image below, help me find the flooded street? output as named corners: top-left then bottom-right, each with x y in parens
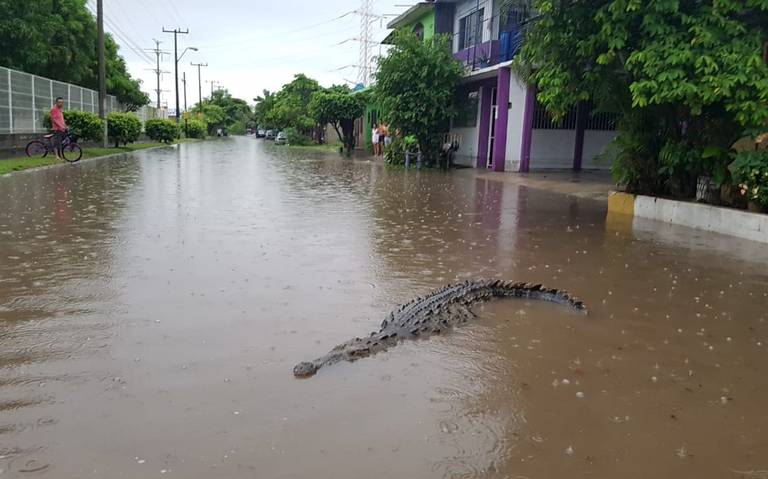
top-left (1, 137), bottom-right (767, 478)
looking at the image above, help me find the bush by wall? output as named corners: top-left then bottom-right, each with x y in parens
top-left (43, 110), bottom-right (104, 142)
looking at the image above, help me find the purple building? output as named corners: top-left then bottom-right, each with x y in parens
top-left (385, 0), bottom-right (618, 172)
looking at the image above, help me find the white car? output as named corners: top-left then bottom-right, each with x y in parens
top-left (275, 131), bottom-right (287, 145)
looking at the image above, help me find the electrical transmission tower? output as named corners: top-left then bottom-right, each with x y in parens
top-left (357, 0), bottom-right (374, 86)
top-left (145, 39), bottom-right (170, 109)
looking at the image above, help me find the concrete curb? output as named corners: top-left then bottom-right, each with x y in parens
top-left (608, 191), bottom-right (768, 243)
top-left (0, 144), bottom-right (177, 179)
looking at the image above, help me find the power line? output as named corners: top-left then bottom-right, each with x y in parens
top-left (203, 10), bottom-right (358, 49)
top-left (86, 0), bottom-right (155, 65)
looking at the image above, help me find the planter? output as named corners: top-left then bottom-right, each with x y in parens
top-left (696, 176), bottom-right (719, 204)
top-left (747, 201), bottom-right (766, 213)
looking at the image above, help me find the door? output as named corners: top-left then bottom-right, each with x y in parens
top-left (487, 87), bottom-right (498, 168)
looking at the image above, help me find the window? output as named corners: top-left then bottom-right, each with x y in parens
top-left (454, 89), bottom-right (479, 128)
top-left (413, 22), bottom-right (424, 41)
top-left (458, 8), bottom-right (484, 50)
top-left (500, 6), bottom-right (529, 32)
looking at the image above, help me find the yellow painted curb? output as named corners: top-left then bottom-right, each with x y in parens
top-left (608, 191), bottom-right (636, 217)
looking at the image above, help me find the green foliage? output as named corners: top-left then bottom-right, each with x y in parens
top-left (518, 0), bottom-right (768, 197)
top-left (229, 120), bottom-right (246, 136)
top-left (191, 89), bottom-right (251, 134)
top-left (309, 86), bottom-right (366, 154)
top-left (43, 110), bottom-right (104, 142)
top-left (185, 119), bottom-right (207, 139)
top-left (384, 134), bottom-right (418, 165)
top-left (107, 112), bottom-right (141, 147)
top-left (374, 30), bottom-right (464, 160)
top-left (0, 0), bottom-right (148, 108)
top-left (731, 150), bottom-right (768, 207)
top-left (253, 89), bottom-right (276, 129)
top-left (284, 127), bottom-right (311, 146)
top-left (262, 74), bottom-right (322, 134)
top-left (384, 137), bottom-right (406, 165)
top-left (144, 118), bottom-right (179, 144)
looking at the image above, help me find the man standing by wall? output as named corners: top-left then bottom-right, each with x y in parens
top-left (50, 97), bottom-right (68, 160)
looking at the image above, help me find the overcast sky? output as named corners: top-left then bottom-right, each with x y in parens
top-left (90, 0), bottom-right (407, 109)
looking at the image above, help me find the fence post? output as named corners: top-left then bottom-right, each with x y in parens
top-left (7, 69), bottom-right (13, 134)
top-left (31, 75), bottom-right (36, 134)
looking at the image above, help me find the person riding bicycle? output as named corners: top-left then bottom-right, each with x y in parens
top-left (50, 97), bottom-right (68, 161)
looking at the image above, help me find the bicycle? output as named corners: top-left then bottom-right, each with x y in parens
top-left (25, 130), bottom-right (83, 163)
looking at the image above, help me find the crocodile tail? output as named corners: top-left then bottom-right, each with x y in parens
top-left (486, 280), bottom-right (587, 313)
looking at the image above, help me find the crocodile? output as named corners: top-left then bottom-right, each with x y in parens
top-left (293, 279), bottom-right (587, 378)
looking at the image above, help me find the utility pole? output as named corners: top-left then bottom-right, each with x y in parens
top-left (182, 72), bottom-right (187, 111)
top-left (146, 39), bottom-right (170, 109)
top-left (208, 80), bottom-right (219, 96)
top-left (191, 62), bottom-right (208, 106)
top-left (162, 27), bottom-right (189, 122)
top-left (97, 0), bottom-right (107, 147)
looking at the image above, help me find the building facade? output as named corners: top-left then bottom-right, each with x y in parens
top-left (383, 0), bottom-right (617, 172)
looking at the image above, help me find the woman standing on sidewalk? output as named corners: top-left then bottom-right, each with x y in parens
top-left (372, 124), bottom-right (381, 156)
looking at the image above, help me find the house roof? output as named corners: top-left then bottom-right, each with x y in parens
top-left (386, 2), bottom-right (434, 30)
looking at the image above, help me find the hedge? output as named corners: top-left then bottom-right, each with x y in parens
top-left (145, 118), bottom-right (180, 144)
top-left (107, 112), bottom-right (142, 147)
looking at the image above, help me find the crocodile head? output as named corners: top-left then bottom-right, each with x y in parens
top-left (293, 361), bottom-right (318, 378)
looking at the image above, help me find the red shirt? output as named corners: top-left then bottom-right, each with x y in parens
top-left (51, 107), bottom-right (67, 131)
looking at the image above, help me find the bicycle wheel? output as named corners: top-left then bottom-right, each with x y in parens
top-left (62, 143), bottom-right (83, 163)
top-left (25, 140), bottom-right (49, 158)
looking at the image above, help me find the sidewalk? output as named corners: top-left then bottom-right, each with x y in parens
top-left (468, 168), bottom-right (614, 201)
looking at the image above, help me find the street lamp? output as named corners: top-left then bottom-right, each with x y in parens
top-left (172, 47), bottom-right (197, 122)
top-left (179, 46), bottom-right (198, 61)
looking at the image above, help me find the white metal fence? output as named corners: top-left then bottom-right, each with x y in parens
top-left (0, 66), bottom-right (160, 134)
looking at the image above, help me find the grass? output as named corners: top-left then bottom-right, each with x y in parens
top-left (0, 140), bottom-right (196, 175)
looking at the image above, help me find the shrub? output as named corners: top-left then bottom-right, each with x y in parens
top-left (185, 119), bottom-right (207, 139)
top-left (384, 135), bottom-right (418, 165)
top-left (43, 110), bottom-right (104, 142)
top-left (731, 150), bottom-right (768, 208)
top-left (145, 118), bottom-right (179, 144)
top-left (384, 137), bottom-right (406, 165)
top-left (107, 112), bottom-right (142, 147)
top-left (229, 120), bottom-right (246, 136)
top-left (284, 127), bottom-right (311, 146)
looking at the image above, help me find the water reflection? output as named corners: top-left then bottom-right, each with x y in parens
top-left (0, 138), bottom-right (766, 478)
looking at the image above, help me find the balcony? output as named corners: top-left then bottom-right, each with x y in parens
top-left (453, 29), bottom-right (525, 71)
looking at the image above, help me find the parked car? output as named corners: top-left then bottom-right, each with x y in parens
top-left (265, 130), bottom-right (276, 140)
top-left (275, 131), bottom-right (287, 145)
top-left (257, 129), bottom-right (266, 138)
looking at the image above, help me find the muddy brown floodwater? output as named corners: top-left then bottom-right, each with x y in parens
top-left (1, 137), bottom-right (767, 478)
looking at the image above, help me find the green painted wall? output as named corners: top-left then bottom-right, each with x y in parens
top-left (417, 10), bottom-right (436, 41)
top-left (364, 101), bottom-right (381, 152)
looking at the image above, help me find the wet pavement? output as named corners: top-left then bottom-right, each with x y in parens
top-left (1, 137), bottom-right (767, 478)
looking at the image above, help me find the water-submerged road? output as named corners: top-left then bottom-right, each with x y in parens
top-left (1, 137), bottom-right (767, 478)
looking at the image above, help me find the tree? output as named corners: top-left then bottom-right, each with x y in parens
top-left (0, 0), bottom-right (148, 110)
top-left (253, 89), bottom-right (276, 128)
top-left (375, 30), bottom-right (464, 161)
top-left (309, 87), bottom-right (366, 155)
top-left (517, 0), bottom-right (768, 195)
top-left (191, 89), bottom-right (251, 134)
top-left (265, 74), bottom-right (322, 133)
